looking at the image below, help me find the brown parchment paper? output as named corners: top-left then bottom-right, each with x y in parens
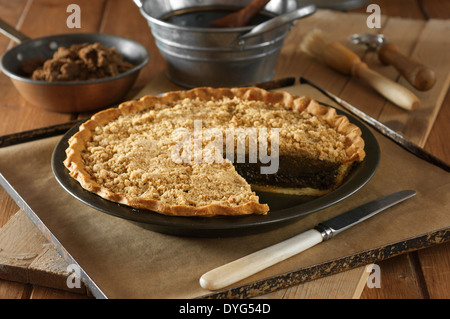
top-left (0, 80), bottom-right (449, 299)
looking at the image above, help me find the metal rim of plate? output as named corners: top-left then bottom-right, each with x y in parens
top-left (51, 104), bottom-right (380, 237)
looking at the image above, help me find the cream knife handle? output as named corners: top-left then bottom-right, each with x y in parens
top-left (199, 229), bottom-right (323, 291)
top-left (352, 62), bottom-right (420, 111)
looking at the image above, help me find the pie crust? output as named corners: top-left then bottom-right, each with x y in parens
top-left (63, 87), bottom-right (365, 217)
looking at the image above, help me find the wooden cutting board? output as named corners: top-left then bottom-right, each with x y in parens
top-left (0, 209), bottom-right (370, 298)
top-left (0, 210), bottom-right (87, 295)
top-left (0, 10), bottom-right (448, 298)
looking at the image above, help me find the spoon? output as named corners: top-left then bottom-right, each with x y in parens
top-left (350, 33), bottom-right (436, 91)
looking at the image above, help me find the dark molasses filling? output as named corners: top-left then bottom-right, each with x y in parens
top-left (233, 155), bottom-right (341, 190)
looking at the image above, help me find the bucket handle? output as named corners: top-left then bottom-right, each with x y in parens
top-left (233, 4), bottom-right (316, 45)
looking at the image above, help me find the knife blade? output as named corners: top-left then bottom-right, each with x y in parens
top-left (299, 77), bottom-right (450, 172)
top-left (252, 76), bottom-right (295, 90)
top-left (199, 190), bottom-right (416, 291)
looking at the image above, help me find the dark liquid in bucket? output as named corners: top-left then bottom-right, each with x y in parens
top-left (161, 6), bottom-right (274, 28)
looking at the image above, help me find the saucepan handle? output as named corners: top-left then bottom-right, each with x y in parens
top-left (0, 17), bottom-right (31, 44)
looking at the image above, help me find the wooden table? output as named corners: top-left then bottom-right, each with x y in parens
top-left (0, 0), bottom-right (448, 299)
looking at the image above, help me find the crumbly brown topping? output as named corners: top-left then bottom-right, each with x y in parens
top-left (64, 87), bottom-right (365, 216)
top-left (79, 96), bottom-right (356, 208)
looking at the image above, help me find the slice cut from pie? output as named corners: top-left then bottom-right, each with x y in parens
top-left (63, 87), bottom-right (365, 217)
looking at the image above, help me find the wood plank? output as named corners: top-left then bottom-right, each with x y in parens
top-left (0, 279), bottom-right (31, 299)
top-left (255, 266), bottom-right (371, 299)
top-left (361, 254), bottom-right (424, 299)
top-left (425, 87), bottom-right (450, 165)
top-left (377, 19), bottom-right (450, 146)
top-left (418, 0), bottom-right (450, 19)
top-left (361, 95), bottom-right (450, 299)
top-left (0, 188), bottom-right (19, 228)
top-left (0, 210), bottom-right (46, 283)
top-left (0, 205), bottom-right (373, 300)
top-left (18, 0), bottom-right (106, 36)
top-left (417, 241), bottom-right (450, 298)
top-left (0, 210), bottom-right (88, 294)
top-left (359, 28), bottom-right (450, 301)
top-left (30, 285), bottom-right (90, 299)
top-left (29, 245), bottom-right (86, 295)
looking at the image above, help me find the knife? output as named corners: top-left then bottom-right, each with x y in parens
top-left (0, 77), bottom-right (296, 148)
top-left (299, 77), bottom-right (450, 173)
top-left (199, 190), bottom-right (416, 290)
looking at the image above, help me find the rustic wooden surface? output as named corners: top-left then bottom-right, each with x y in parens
top-left (0, 0), bottom-right (449, 299)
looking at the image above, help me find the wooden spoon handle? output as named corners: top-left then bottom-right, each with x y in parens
top-left (378, 43), bottom-right (436, 91)
top-left (353, 62), bottom-right (421, 110)
top-left (238, 0), bottom-right (271, 26)
top-left (211, 0), bottom-right (270, 28)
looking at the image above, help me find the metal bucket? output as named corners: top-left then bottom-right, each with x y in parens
top-left (136, 0), bottom-right (314, 88)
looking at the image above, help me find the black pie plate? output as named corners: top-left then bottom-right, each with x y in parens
top-left (51, 106), bottom-right (380, 237)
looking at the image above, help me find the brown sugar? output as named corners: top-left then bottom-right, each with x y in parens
top-left (22, 42), bottom-right (135, 81)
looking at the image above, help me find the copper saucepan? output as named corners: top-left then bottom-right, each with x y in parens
top-left (0, 18), bottom-right (149, 113)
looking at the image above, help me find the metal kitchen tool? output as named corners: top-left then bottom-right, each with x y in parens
top-left (0, 18), bottom-right (149, 113)
top-left (300, 76), bottom-right (450, 172)
top-left (350, 33), bottom-right (436, 91)
top-left (200, 190), bottom-right (416, 290)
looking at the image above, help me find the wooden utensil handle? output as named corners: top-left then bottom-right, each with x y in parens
top-left (352, 62), bottom-right (421, 111)
top-left (210, 0), bottom-right (270, 27)
top-left (199, 229), bottom-right (323, 290)
top-left (239, 0), bottom-right (271, 25)
top-left (378, 43), bottom-right (436, 91)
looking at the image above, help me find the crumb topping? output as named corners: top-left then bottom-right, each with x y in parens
top-left (78, 95), bottom-right (355, 208)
